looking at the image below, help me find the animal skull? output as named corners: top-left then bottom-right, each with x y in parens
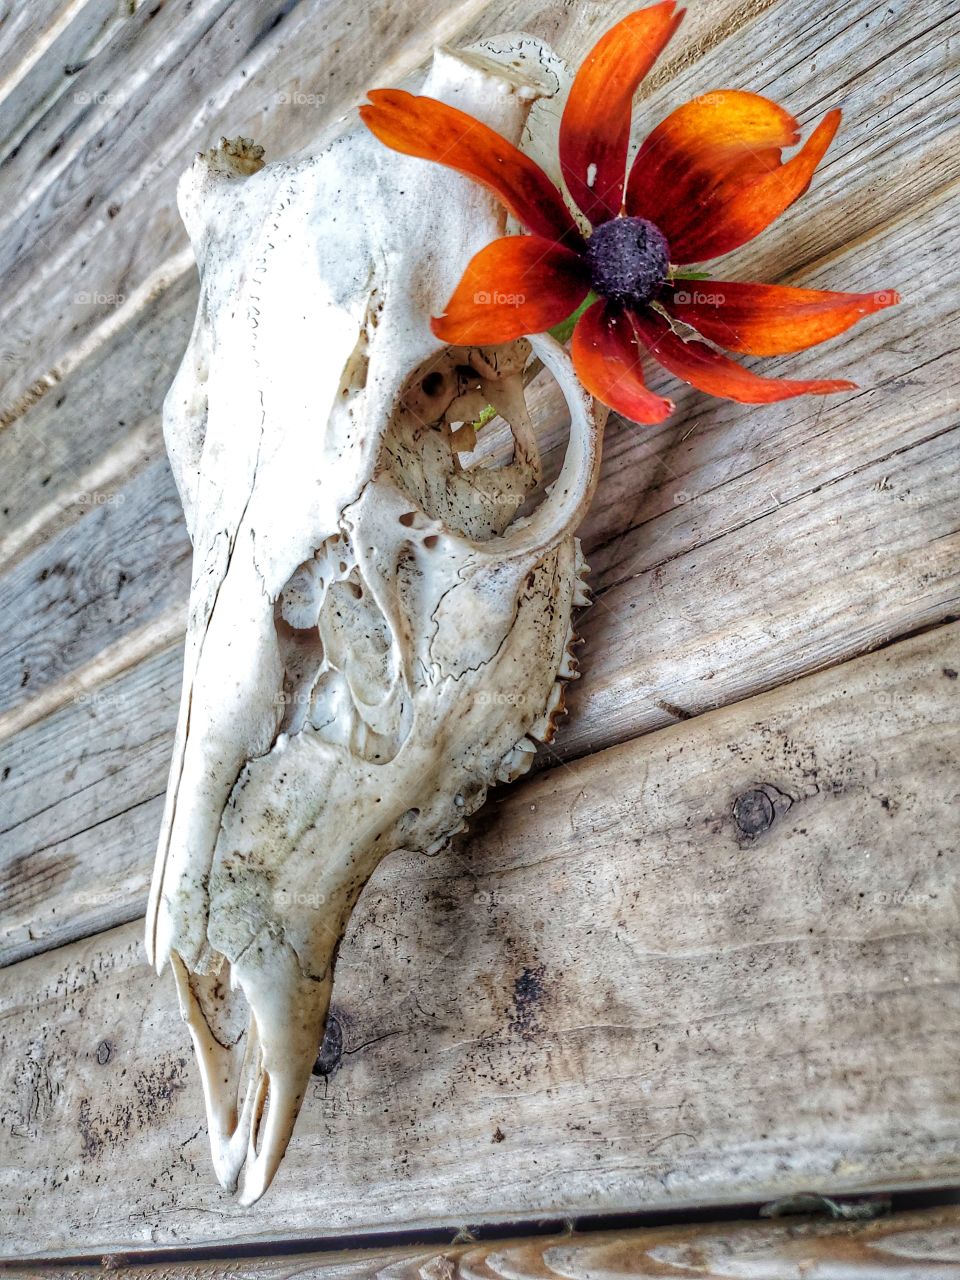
top-left (146, 35), bottom-right (604, 1204)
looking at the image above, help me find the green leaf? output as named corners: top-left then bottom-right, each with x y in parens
top-left (548, 291), bottom-right (598, 345)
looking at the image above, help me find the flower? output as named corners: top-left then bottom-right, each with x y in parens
top-left (359, 2), bottom-right (899, 425)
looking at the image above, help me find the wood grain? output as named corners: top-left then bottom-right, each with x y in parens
top-left (0, 0), bottom-right (100, 96)
top-left (0, 0), bottom-right (125, 168)
top-left (0, 641), bottom-right (181, 964)
top-left (0, 0), bottom-right (559, 419)
top-left (0, 456), bottom-right (191, 717)
top-left (5, 1206), bottom-right (960, 1276)
top-left (0, 169), bottom-right (951, 728)
top-left (1, 623), bottom-right (957, 1255)
top-left (0, 0), bottom-right (759, 446)
top-left (0, 0), bottom-right (953, 708)
top-left (0, 264), bottom-right (194, 569)
top-left (1, 0), bottom-right (953, 437)
top-left (1, 179), bottom-right (956, 959)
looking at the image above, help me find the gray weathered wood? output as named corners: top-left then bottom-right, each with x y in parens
top-left (0, 268), bottom-right (195, 569)
top-left (0, 456), bottom-right (191, 717)
top-left (0, 0), bottom-right (760, 442)
top-left (1, 184), bottom-right (956, 959)
top-left (1, 623), bottom-right (957, 1255)
top-left (0, 641), bottom-right (181, 964)
top-left (1, 0), bottom-right (953, 436)
top-left (0, 0), bottom-right (98, 91)
top-left (0, 178), bottom-right (951, 728)
top-left (0, 0), bottom-right (125, 167)
top-left (6, 1207), bottom-right (960, 1276)
top-left (0, 0), bottom-right (539, 418)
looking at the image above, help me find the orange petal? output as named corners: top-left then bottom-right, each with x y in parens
top-left (559, 1), bottom-right (684, 225)
top-left (661, 280), bottom-right (900, 355)
top-left (360, 90), bottom-right (583, 249)
top-left (431, 236), bottom-right (590, 345)
top-left (626, 91), bottom-right (839, 262)
top-left (571, 300), bottom-right (674, 424)
top-left (632, 307), bottom-right (856, 402)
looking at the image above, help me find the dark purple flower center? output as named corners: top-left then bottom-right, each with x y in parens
top-left (585, 216), bottom-right (670, 305)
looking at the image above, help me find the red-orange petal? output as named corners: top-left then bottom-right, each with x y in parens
top-left (571, 300), bottom-right (674, 424)
top-left (661, 280), bottom-right (900, 355)
top-left (431, 236), bottom-right (590, 346)
top-left (559, 1), bottom-right (684, 226)
top-left (626, 91), bottom-right (839, 262)
top-left (632, 307), bottom-right (856, 402)
top-left (360, 90), bottom-right (583, 249)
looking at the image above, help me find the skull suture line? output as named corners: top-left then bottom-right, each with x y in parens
top-left (147, 37), bottom-right (605, 1204)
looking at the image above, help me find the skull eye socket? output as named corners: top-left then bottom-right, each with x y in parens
top-left (421, 370), bottom-right (446, 397)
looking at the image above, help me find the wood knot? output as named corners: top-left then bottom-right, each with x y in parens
top-left (313, 1013), bottom-right (343, 1076)
top-left (96, 1040), bottom-right (112, 1065)
top-left (733, 789), bottom-right (776, 838)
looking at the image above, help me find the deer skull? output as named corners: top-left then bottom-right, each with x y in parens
top-left (146, 35), bottom-right (603, 1204)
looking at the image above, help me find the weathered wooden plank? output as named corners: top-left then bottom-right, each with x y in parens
top-left (556, 181), bottom-right (960, 755)
top-left (1, 0), bottom-right (953, 435)
top-left (6, 1207), bottom-right (960, 1277)
top-left (0, 0), bottom-right (124, 165)
top-left (0, 0), bottom-right (488, 419)
top-left (0, 269), bottom-right (196, 570)
top-left (1, 185), bottom-right (955, 958)
top-left (1, 623), bottom-right (957, 1255)
top-left (0, 642), bottom-right (181, 965)
top-left (0, 457), bottom-right (191, 717)
top-left (0, 171), bottom-right (950, 726)
top-left (0, 0), bottom-right (234, 229)
top-left (0, 0), bottom-right (98, 94)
